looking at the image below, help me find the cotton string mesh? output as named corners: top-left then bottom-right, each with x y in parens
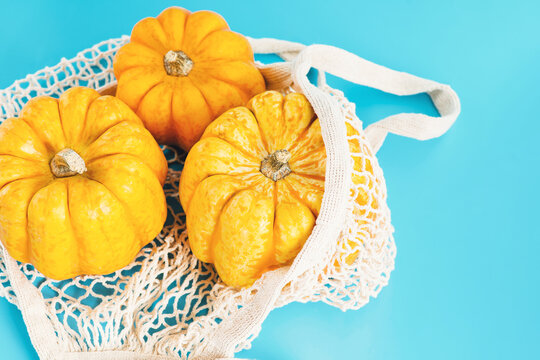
top-left (0, 37), bottom-right (395, 359)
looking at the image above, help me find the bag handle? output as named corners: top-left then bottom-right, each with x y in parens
top-left (248, 37), bottom-right (328, 90)
top-left (249, 38), bottom-right (461, 153)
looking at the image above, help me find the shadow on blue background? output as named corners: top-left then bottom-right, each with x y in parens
top-left (0, 0), bottom-right (538, 359)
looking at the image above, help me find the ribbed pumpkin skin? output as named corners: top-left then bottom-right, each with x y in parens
top-left (113, 6), bottom-right (266, 150)
top-left (0, 87), bottom-right (168, 280)
top-left (180, 91), bottom-right (377, 288)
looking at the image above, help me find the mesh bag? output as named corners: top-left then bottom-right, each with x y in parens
top-left (0, 36), bottom-right (460, 359)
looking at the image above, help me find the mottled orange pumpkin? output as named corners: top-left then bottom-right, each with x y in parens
top-left (0, 87), bottom-right (168, 280)
top-left (113, 6), bottom-right (266, 150)
top-left (180, 91), bottom-right (377, 288)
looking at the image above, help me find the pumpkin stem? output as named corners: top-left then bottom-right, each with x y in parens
top-left (163, 50), bottom-right (194, 76)
top-left (50, 148), bottom-right (87, 178)
top-left (260, 150), bottom-right (292, 181)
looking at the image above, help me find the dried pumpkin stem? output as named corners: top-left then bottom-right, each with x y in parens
top-left (163, 50), bottom-right (194, 76)
top-left (260, 149), bottom-right (292, 181)
top-left (50, 148), bottom-right (87, 178)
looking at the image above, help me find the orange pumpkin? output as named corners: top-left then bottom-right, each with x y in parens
top-left (113, 6), bottom-right (266, 150)
top-left (0, 87), bottom-right (168, 280)
top-left (179, 91), bottom-right (377, 287)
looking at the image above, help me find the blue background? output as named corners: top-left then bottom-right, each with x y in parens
top-left (1, 0), bottom-right (539, 359)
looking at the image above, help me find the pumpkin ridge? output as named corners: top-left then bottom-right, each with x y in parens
top-left (210, 186), bottom-right (273, 277)
top-left (103, 152), bottom-right (166, 191)
top-left (80, 121), bottom-right (168, 186)
top-left (281, 178), bottom-right (320, 219)
top-left (82, 117), bottom-right (158, 159)
top-left (116, 65), bottom-right (164, 82)
top-left (55, 88), bottom-right (100, 148)
top-left (21, 98), bottom-right (67, 153)
top-left (185, 171), bottom-right (260, 212)
top-left (0, 177), bottom-right (50, 264)
top-left (154, 13), bottom-right (173, 49)
top-left (197, 59), bottom-right (260, 74)
top-left (290, 146), bottom-right (326, 164)
top-left (249, 178), bottom-right (279, 270)
top-left (116, 68), bottom-right (165, 105)
top-left (232, 115), bottom-right (268, 161)
top-left (186, 77), bottom-right (214, 119)
top-left (127, 41), bottom-right (165, 59)
top-left (0, 153), bottom-right (44, 164)
top-left (194, 30), bottom-right (254, 64)
top-left (20, 117), bottom-right (58, 156)
top-left (188, 136), bottom-right (260, 172)
top-left (191, 27), bottom-right (229, 53)
top-left (180, 8), bottom-right (190, 49)
top-left (83, 120), bottom-right (134, 150)
top-left (55, 97), bottom-right (71, 146)
top-left (286, 114), bottom-right (319, 156)
top-left (168, 85), bottom-right (182, 147)
top-left (114, 51), bottom-right (162, 77)
top-left (247, 108), bottom-right (271, 154)
top-left (197, 165), bottom-right (260, 179)
top-left (24, 178), bottom-right (63, 267)
top-left (195, 58), bottom-right (255, 67)
top-left (23, 181), bottom-right (49, 266)
top-left (194, 181), bottom-right (253, 264)
top-left (199, 69), bottom-right (251, 102)
top-left (206, 71), bottom-right (250, 99)
top-left (202, 136), bottom-right (260, 163)
top-left (64, 180), bottom-right (82, 276)
top-left (289, 172), bottom-right (325, 182)
top-left (0, 174), bottom-right (50, 195)
top-left (201, 168), bottom-right (258, 186)
top-left (0, 118), bottom-right (51, 161)
top-left (84, 119), bottom-right (144, 151)
top-left (247, 92), bottom-right (287, 152)
top-left (134, 81), bottom-right (164, 116)
top-left (227, 114), bottom-right (268, 158)
top-left (200, 107), bottom-right (268, 158)
top-left (182, 10), bottom-right (189, 47)
top-left (154, 7), bottom-right (192, 52)
top-left (156, 11), bottom-right (187, 52)
top-left (85, 152), bottom-right (166, 185)
top-left (86, 170), bottom-right (151, 249)
top-left (194, 60), bottom-right (264, 103)
top-left (74, 91), bottom-right (103, 146)
top-left (271, 180), bottom-right (279, 265)
top-left (113, 63), bottom-right (157, 81)
top-left (183, 10), bottom-right (231, 53)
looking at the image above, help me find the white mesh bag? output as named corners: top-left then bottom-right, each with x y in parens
top-left (0, 36), bottom-right (460, 360)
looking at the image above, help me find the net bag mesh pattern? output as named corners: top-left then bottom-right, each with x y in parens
top-left (0, 36), bottom-right (396, 358)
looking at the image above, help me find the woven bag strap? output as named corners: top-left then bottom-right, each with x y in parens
top-left (3, 248), bottom-right (61, 359)
top-left (197, 37), bottom-right (460, 359)
top-left (249, 37), bottom-right (461, 153)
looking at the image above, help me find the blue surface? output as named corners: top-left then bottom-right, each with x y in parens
top-left (1, 0), bottom-right (539, 359)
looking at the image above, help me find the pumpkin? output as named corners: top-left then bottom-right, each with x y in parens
top-left (0, 87), bottom-right (168, 280)
top-left (179, 91), bottom-right (377, 287)
top-left (113, 6), bottom-right (266, 150)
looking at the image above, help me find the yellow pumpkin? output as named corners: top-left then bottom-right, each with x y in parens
top-left (180, 91), bottom-right (377, 287)
top-left (113, 6), bottom-right (266, 150)
top-left (0, 87), bottom-right (168, 280)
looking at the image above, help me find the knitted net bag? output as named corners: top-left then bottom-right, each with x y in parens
top-left (0, 36), bottom-right (460, 360)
